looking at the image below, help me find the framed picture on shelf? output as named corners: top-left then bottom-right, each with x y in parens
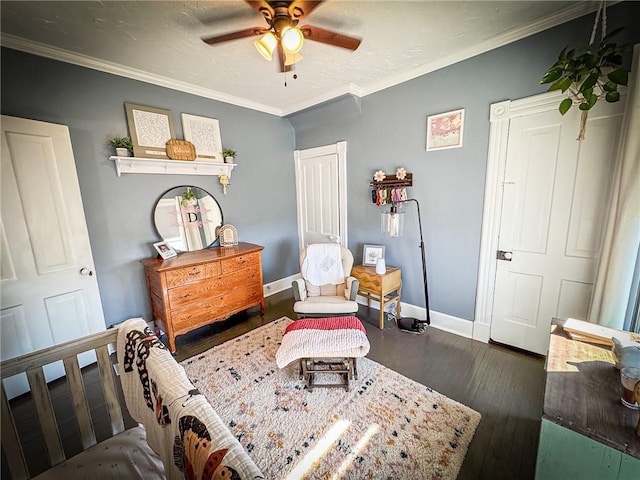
top-left (426, 108), bottom-right (465, 151)
top-left (181, 113), bottom-right (223, 162)
top-left (362, 244), bottom-right (385, 266)
top-left (125, 103), bottom-right (176, 159)
top-left (153, 240), bottom-right (177, 260)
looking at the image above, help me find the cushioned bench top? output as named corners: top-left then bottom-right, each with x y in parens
top-left (275, 316), bottom-right (370, 368)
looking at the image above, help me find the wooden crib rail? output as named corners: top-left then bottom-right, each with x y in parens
top-left (1, 328), bottom-right (124, 479)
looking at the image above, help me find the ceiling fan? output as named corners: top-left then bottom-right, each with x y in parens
top-left (201, 0), bottom-right (361, 72)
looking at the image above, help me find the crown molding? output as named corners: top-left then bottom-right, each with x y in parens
top-left (358, 2), bottom-right (601, 99)
top-left (281, 83), bottom-right (364, 116)
top-left (0, 33), bottom-right (283, 117)
top-left (1, 2), bottom-right (602, 116)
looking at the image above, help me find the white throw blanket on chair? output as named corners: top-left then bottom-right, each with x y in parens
top-left (302, 243), bottom-right (345, 286)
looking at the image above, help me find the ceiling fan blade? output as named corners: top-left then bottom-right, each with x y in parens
top-left (202, 27), bottom-right (266, 45)
top-left (300, 25), bottom-right (361, 51)
top-left (245, 1), bottom-right (274, 21)
top-left (288, 1), bottom-right (324, 21)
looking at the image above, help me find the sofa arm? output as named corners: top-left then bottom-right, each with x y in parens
top-left (292, 278), bottom-right (307, 301)
top-left (345, 276), bottom-right (360, 301)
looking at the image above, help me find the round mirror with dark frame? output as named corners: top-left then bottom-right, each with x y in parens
top-left (154, 186), bottom-right (223, 252)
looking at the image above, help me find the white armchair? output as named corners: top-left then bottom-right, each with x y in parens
top-left (292, 244), bottom-right (360, 318)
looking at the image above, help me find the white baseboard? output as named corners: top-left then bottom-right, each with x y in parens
top-left (430, 310), bottom-right (473, 338)
top-left (264, 273), bottom-right (300, 297)
top-left (356, 297), bottom-right (474, 339)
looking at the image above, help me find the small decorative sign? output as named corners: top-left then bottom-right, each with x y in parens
top-left (166, 139), bottom-right (196, 161)
top-left (217, 224), bottom-right (238, 247)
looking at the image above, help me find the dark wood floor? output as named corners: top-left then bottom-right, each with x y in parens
top-left (4, 290), bottom-right (546, 479)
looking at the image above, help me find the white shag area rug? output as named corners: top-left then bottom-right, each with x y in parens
top-left (181, 317), bottom-right (481, 479)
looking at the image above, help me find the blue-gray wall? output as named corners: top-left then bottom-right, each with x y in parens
top-left (2, 1), bottom-right (639, 327)
top-left (288, 1), bottom-right (640, 321)
top-left (1, 49), bottom-right (299, 327)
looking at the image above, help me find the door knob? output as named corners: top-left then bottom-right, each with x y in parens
top-left (80, 268), bottom-right (94, 276)
top-left (496, 250), bottom-right (513, 261)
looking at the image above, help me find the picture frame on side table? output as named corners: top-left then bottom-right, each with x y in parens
top-left (362, 244), bottom-right (385, 266)
top-left (181, 113), bottom-right (223, 162)
top-left (426, 108), bottom-right (464, 151)
top-left (153, 241), bottom-right (177, 260)
top-left (125, 103), bottom-right (176, 159)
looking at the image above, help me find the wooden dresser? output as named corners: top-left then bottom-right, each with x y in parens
top-left (142, 242), bottom-right (265, 353)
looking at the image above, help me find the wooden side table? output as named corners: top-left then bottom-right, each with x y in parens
top-left (351, 265), bottom-right (402, 329)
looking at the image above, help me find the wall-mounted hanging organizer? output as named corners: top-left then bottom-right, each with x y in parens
top-left (369, 171), bottom-right (412, 205)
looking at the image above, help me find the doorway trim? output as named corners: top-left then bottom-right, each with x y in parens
top-left (293, 141), bottom-right (348, 252)
top-left (473, 91), bottom-right (571, 342)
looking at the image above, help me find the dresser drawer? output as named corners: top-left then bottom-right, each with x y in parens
top-left (167, 263), bottom-right (262, 310)
top-left (354, 270), bottom-right (379, 290)
top-left (171, 285), bottom-right (263, 333)
top-left (221, 252), bottom-right (261, 274)
top-left (352, 266), bottom-right (401, 294)
top-left (165, 262), bottom-right (221, 288)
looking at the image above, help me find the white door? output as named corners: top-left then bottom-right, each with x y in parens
top-left (490, 101), bottom-right (624, 354)
top-left (294, 141), bottom-right (347, 251)
top-left (1, 115), bottom-right (106, 397)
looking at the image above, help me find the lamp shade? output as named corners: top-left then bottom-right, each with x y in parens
top-left (381, 206), bottom-right (405, 237)
top-left (284, 51), bottom-right (303, 66)
top-left (281, 26), bottom-right (304, 54)
top-left (255, 32), bottom-right (277, 60)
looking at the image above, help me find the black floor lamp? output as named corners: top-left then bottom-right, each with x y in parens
top-left (381, 199), bottom-right (431, 333)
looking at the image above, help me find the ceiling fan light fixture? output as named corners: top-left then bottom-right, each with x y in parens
top-left (255, 31), bottom-right (277, 60)
top-left (281, 26), bottom-right (304, 54)
top-left (284, 51), bottom-right (303, 66)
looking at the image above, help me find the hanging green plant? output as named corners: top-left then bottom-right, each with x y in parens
top-left (540, 2), bottom-right (629, 140)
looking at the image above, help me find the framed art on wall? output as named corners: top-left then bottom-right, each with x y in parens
top-left (181, 113), bottom-right (223, 162)
top-left (362, 244), bottom-right (385, 266)
top-left (125, 103), bottom-right (176, 159)
top-left (426, 108), bottom-right (465, 151)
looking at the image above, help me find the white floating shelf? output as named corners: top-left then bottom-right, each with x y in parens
top-left (110, 156), bottom-right (236, 177)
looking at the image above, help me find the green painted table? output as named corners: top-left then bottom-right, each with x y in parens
top-left (535, 324), bottom-right (640, 479)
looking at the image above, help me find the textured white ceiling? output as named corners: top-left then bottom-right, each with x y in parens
top-left (1, 1), bottom-right (597, 115)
